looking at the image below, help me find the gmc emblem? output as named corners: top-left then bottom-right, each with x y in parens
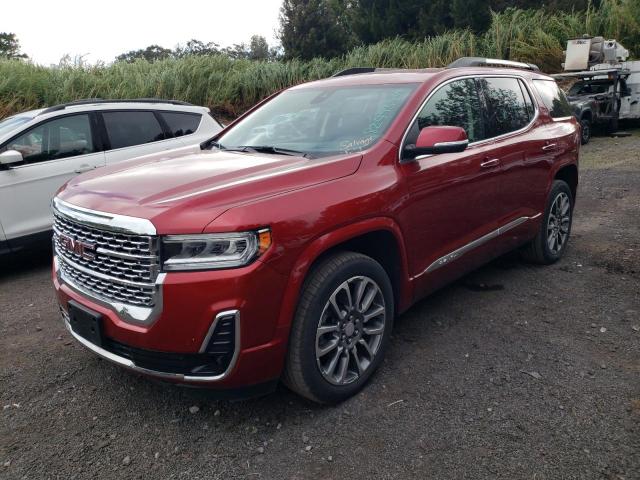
top-left (59, 234), bottom-right (96, 261)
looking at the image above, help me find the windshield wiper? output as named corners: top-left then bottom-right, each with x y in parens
top-left (232, 145), bottom-right (312, 158)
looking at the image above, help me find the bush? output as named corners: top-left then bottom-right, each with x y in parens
top-left (1, 0), bottom-right (638, 119)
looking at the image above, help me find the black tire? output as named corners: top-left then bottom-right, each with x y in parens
top-left (580, 118), bottom-right (591, 145)
top-left (283, 251), bottom-right (394, 404)
top-left (522, 180), bottom-right (574, 264)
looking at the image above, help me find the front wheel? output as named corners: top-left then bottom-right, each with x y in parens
top-left (283, 252), bottom-right (394, 403)
top-left (522, 180), bottom-right (574, 264)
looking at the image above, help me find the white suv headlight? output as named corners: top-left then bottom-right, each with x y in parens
top-left (161, 229), bottom-right (271, 271)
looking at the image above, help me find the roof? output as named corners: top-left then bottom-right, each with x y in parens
top-left (293, 70), bottom-right (443, 89)
top-left (295, 64), bottom-right (552, 90)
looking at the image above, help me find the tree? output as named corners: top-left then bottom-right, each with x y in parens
top-left (115, 45), bottom-right (172, 63)
top-left (249, 35), bottom-right (270, 60)
top-left (279, 0), bottom-right (355, 60)
top-left (174, 39), bottom-right (220, 58)
top-left (222, 43), bottom-right (250, 59)
top-left (451, 0), bottom-right (491, 33)
top-left (351, 0), bottom-right (421, 44)
top-left (0, 33), bottom-right (27, 59)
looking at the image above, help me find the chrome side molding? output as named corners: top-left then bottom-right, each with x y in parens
top-left (415, 213), bottom-right (541, 278)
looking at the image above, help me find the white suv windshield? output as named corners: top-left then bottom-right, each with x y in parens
top-left (0, 116), bottom-right (32, 137)
top-left (217, 84), bottom-right (418, 158)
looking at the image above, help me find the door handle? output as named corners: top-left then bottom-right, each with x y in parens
top-left (541, 143), bottom-right (557, 152)
top-left (74, 164), bottom-right (94, 174)
top-left (480, 158), bottom-right (500, 168)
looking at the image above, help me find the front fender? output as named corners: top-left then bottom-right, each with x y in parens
top-left (271, 216), bottom-right (412, 331)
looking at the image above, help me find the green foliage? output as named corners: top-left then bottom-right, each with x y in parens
top-left (116, 45), bottom-right (173, 63)
top-left (0, 32), bottom-right (27, 59)
top-left (0, 0), bottom-right (638, 121)
top-left (115, 36), bottom-right (275, 62)
top-left (452, 0), bottom-right (491, 33)
top-left (278, 0), bottom-right (356, 59)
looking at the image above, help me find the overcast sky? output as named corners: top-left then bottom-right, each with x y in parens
top-left (1, 0), bottom-right (283, 65)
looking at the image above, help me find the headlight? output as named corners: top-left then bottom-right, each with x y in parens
top-left (161, 229), bottom-right (272, 271)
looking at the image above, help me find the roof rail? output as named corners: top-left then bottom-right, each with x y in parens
top-left (447, 57), bottom-right (540, 72)
top-left (332, 67), bottom-right (378, 77)
top-left (332, 67), bottom-right (441, 77)
top-left (38, 98), bottom-right (193, 116)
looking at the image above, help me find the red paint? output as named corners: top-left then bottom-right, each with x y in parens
top-left (53, 67), bottom-right (579, 389)
top-left (416, 125), bottom-right (468, 147)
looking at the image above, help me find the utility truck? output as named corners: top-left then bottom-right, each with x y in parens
top-left (552, 36), bottom-right (640, 144)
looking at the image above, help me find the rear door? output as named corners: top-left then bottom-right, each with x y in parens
top-left (0, 113), bottom-right (105, 240)
top-left (100, 110), bottom-right (183, 164)
top-left (399, 78), bottom-right (505, 297)
top-left (477, 76), bottom-right (544, 225)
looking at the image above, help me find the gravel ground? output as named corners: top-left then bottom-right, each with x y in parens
top-left (1, 130), bottom-right (639, 480)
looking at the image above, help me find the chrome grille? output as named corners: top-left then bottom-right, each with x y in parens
top-left (53, 210), bottom-right (159, 308)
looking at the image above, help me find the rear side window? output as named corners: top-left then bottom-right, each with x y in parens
top-left (533, 80), bottom-right (574, 118)
top-left (161, 112), bottom-right (201, 138)
top-left (411, 78), bottom-right (486, 143)
top-left (480, 77), bottom-right (532, 137)
top-left (102, 111), bottom-right (165, 149)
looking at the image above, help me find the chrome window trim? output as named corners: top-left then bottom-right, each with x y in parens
top-left (53, 197), bottom-right (156, 235)
top-left (399, 73), bottom-right (540, 163)
top-left (60, 307), bottom-right (241, 383)
top-left (411, 213), bottom-right (541, 279)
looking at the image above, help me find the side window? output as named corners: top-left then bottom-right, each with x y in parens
top-left (533, 79), bottom-right (574, 118)
top-left (102, 111), bottom-right (165, 150)
top-left (160, 112), bottom-right (201, 138)
top-left (408, 79), bottom-right (486, 144)
top-left (480, 77), bottom-right (532, 137)
top-left (4, 114), bottom-right (94, 165)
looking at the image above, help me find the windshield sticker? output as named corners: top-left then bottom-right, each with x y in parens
top-left (340, 135), bottom-right (375, 153)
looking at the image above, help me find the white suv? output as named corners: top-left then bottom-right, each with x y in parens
top-left (0, 99), bottom-right (222, 254)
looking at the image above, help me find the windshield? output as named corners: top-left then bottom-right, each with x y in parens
top-left (216, 83), bottom-right (418, 158)
top-left (568, 81), bottom-right (612, 96)
top-left (0, 115), bottom-right (33, 138)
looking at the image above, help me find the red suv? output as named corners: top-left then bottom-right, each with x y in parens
top-left (52, 58), bottom-right (579, 403)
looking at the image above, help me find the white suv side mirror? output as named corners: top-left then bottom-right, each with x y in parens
top-left (0, 150), bottom-right (24, 166)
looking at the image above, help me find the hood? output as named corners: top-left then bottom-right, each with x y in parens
top-left (58, 146), bottom-right (362, 234)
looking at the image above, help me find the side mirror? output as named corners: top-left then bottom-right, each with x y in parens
top-left (0, 150), bottom-right (24, 167)
top-left (403, 126), bottom-right (468, 159)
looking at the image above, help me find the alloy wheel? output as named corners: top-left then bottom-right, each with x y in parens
top-left (547, 192), bottom-right (571, 254)
top-left (315, 276), bottom-right (386, 385)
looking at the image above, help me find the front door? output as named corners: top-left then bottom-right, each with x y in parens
top-left (398, 78), bottom-right (503, 298)
top-left (0, 113), bottom-right (105, 240)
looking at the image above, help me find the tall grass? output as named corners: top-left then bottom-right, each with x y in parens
top-left (1, 0), bottom-right (638, 119)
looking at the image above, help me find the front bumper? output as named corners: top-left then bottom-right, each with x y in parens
top-left (53, 255), bottom-right (290, 389)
